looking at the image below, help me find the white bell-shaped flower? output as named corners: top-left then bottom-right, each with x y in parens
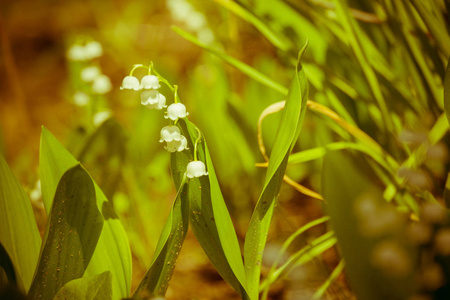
top-left (120, 76), bottom-right (140, 91)
top-left (140, 75), bottom-right (160, 89)
top-left (67, 45), bottom-right (87, 61)
top-left (165, 103), bottom-right (189, 120)
top-left (84, 41), bottom-right (103, 59)
top-left (159, 125), bottom-right (182, 143)
top-left (186, 161), bottom-right (208, 178)
top-left (73, 91), bottom-right (90, 106)
top-left (141, 90), bottom-right (166, 110)
top-left (165, 135), bottom-right (189, 152)
top-left (81, 66), bottom-right (101, 82)
top-left (92, 75), bottom-right (112, 94)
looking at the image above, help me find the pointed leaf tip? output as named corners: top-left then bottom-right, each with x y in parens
top-left (296, 39), bottom-right (309, 71)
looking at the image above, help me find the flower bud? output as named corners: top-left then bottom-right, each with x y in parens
top-left (92, 75), bottom-right (112, 94)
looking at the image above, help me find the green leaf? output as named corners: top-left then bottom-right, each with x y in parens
top-left (53, 271), bottom-right (112, 300)
top-left (244, 43), bottom-right (309, 299)
top-left (76, 119), bottom-right (127, 200)
top-left (444, 56), bottom-right (450, 126)
top-left (39, 127), bottom-right (132, 299)
top-left (133, 178), bottom-right (189, 298)
top-left (0, 153), bottom-right (41, 292)
top-left (0, 242), bottom-right (17, 288)
top-left (171, 119), bottom-right (249, 299)
top-left (322, 150), bottom-right (416, 300)
top-left (28, 165), bottom-right (103, 300)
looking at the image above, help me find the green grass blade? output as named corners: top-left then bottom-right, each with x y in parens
top-left (54, 271), bottom-right (112, 300)
top-left (244, 44), bottom-right (309, 299)
top-left (410, 0), bottom-right (450, 57)
top-left (28, 165), bottom-right (104, 300)
top-left (444, 56), bottom-right (450, 126)
top-left (0, 153), bottom-right (41, 292)
top-left (172, 26), bottom-right (288, 95)
top-left (288, 142), bottom-right (368, 164)
top-left (39, 127), bottom-right (132, 299)
top-left (172, 119), bottom-right (249, 299)
top-left (133, 177), bottom-right (189, 298)
top-left (312, 260), bottom-right (345, 299)
top-left (334, 0), bottom-right (393, 132)
top-left (214, 0), bottom-right (291, 52)
top-left (322, 150), bottom-right (417, 300)
top-left (260, 216), bottom-right (330, 298)
top-left (263, 231), bottom-right (337, 290)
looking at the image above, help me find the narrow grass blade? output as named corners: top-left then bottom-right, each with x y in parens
top-left (287, 142), bottom-right (368, 164)
top-left (172, 119), bottom-right (249, 299)
top-left (334, 0), bottom-right (393, 132)
top-left (28, 165), bottom-right (103, 300)
top-left (0, 153), bottom-right (41, 292)
top-left (39, 127), bottom-right (132, 299)
top-left (244, 44), bottom-right (309, 299)
top-left (133, 177), bottom-right (189, 298)
top-left (172, 26), bottom-right (288, 95)
top-left (322, 150), bottom-right (417, 300)
top-left (312, 260), bottom-right (345, 299)
top-left (263, 231), bottom-right (337, 291)
top-left (444, 56), bottom-right (450, 126)
top-left (214, 0), bottom-right (291, 52)
top-left (54, 271), bottom-right (112, 300)
top-left (261, 216), bottom-right (330, 298)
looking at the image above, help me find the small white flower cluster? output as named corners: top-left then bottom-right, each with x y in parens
top-left (81, 66), bottom-right (112, 95)
top-left (166, 0), bottom-right (214, 45)
top-left (68, 40), bottom-right (112, 109)
top-left (121, 74), bottom-right (166, 110)
top-left (67, 41), bottom-right (103, 61)
top-left (121, 64), bottom-right (208, 179)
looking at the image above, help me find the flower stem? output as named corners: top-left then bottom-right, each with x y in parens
top-left (174, 85), bottom-right (179, 103)
top-left (193, 127), bottom-right (202, 161)
top-left (129, 64), bottom-right (146, 76)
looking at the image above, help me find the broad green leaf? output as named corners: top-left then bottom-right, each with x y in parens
top-left (444, 56), bottom-right (450, 126)
top-left (76, 119), bottom-right (127, 200)
top-left (244, 43), bottom-right (309, 299)
top-left (172, 26), bottom-right (288, 95)
top-left (171, 119), bottom-right (249, 299)
top-left (39, 127), bottom-right (131, 299)
top-left (28, 165), bottom-right (103, 300)
top-left (322, 150), bottom-right (416, 300)
top-left (0, 153), bottom-right (41, 292)
top-left (54, 271), bottom-right (112, 300)
top-left (133, 178), bottom-right (188, 298)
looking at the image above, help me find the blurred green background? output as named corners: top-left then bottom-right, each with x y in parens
top-left (1, 0), bottom-right (449, 299)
